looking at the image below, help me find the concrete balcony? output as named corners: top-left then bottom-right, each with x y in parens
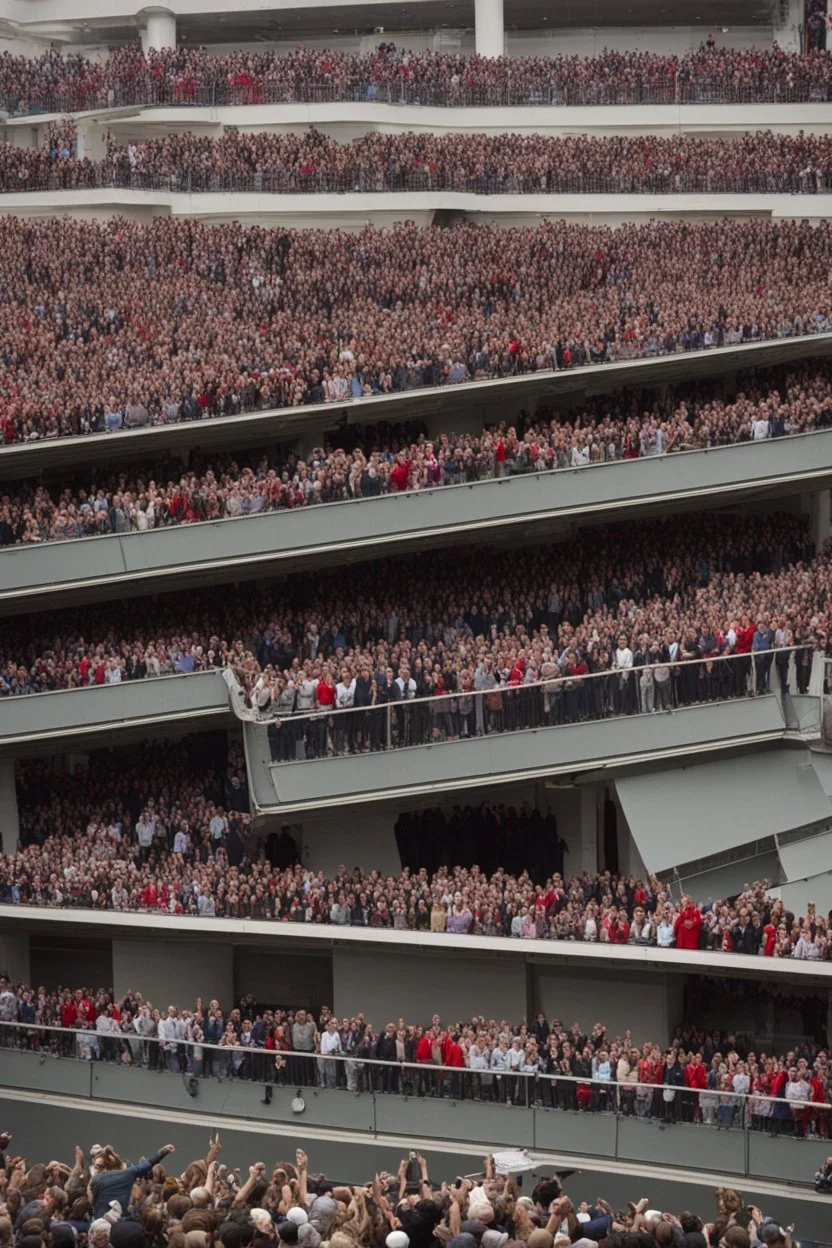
top-left (4, 429), bottom-right (832, 615)
top-left (3, 187), bottom-right (832, 232)
top-left (0, 671), bottom-right (230, 756)
top-left (2, 331), bottom-right (830, 482)
top-left (0, 1045), bottom-right (829, 1236)
top-left (246, 692), bottom-right (791, 815)
top-left (13, 101), bottom-right (832, 143)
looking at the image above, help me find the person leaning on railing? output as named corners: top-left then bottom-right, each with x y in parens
top-left (0, 981), bottom-right (828, 1135)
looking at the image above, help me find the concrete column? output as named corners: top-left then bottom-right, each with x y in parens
top-left (775, 0), bottom-right (805, 51)
top-left (0, 933), bottom-right (30, 984)
top-left (474, 0), bottom-right (504, 58)
top-left (113, 938), bottom-right (232, 1007)
top-left (74, 123), bottom-right (106, 162)
top-left (142, 8), bottom-right (177, 53)
top-left (0, 760), bottom-right (19, 857)
top-left (579, 785), bottom-right (598, 874)
top-left (811, 489), bottom-right (831, 552)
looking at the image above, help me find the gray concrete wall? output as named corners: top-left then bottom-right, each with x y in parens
top-left (112, 938), bottom-right (233, 1010)
top-left (332, 946), bottom-right (528, 1028)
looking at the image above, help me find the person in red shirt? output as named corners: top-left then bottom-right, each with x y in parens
top-left (415, 1026), bottom-right (435, 1097)
top-left (762, 921), bottom-right (777, 956)
top-left (674, 897), bottom-right (702, 950)
top-left (809, 1068), bottom-right (829, 1139)
top-left (732, 614), bottom-right (756, 696)
top-left (77, 989), bottom-right (95, 1025)
top-left (389, 451), bottom-right (412, 492)
top-left (314, 672), bottom-right (336, 757)
top-left (444, 1031), bottom-right (465, 1098)
top-left (683, 1052), bottom-right (707, 1122)
top-left (494, 437), bottom-right (507, 477)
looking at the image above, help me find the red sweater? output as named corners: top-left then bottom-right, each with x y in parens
top-left (675, 905), bottom-right (702, 950)
top-left (316, 681), bottom-right (336, 708)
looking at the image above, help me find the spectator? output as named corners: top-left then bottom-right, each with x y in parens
top-left (1, 216), bottom-right (832, 445)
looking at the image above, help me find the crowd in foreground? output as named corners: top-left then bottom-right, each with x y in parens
top-left (0, 980), bottom-right (829, 1134)
top-left (2, 216), bottom-right (832, 445)
top-left (0, 1133), bottom-right (813, 1248)
top-left (2, 361), bottom-right (830, 548)
top-left (5, 128), bottom-right (832, 196)
top-left (0, 511), bottom-right (819, 710)
top-left (1, 40), bottom-right (832, 113)
top-left (4, 738), bottom-right (829, 962)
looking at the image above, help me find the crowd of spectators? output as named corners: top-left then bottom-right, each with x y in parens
top-left (0, 512), bottom-right (819, 722)
top-left (2, 361), bottom-right (831, 548)
top-left (1, 41), bottom-right (832, 113)
top-left (0, 978), bottom-right (829, 1134)
top-left (4, 128), bottom-right (832, 195)
top-left (1, 215), bottom-right (832, 447)
top-left (0, 1134), bottom-right (812, 1248)
top-left (2, 737), bottom-right (828, 962)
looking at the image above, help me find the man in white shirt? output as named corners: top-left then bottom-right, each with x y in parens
top-left (135, 810), bottom-right (156, 862)
top-left (320, 1018), bottom-right (343, 1088)
top-left (173, 825), bottom-right (190, 856)
top-left (394, 665), bottom-right (417, 746)
top-left (614, 633), bottom-right (635, 715)
top-left (209, 808), bottom-right (228, 851)
top-left (157, 1007), bottom-right (180, 1072)
top-left (198, 890), bottom-right (216, 918)
top-left (507, 1036), bottom-right (525, 1105)
top-left (335, 668), bottom-right (356, 755)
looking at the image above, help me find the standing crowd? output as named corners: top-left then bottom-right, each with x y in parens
top-left (2, 216), bottom-right (832, 444)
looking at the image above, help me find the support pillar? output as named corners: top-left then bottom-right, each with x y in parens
top-left (474, 0), bottom-right (504, 58)
top-left (0, 760), bottom-right (18, 857)
top-left (775, 0), bottom-right (805, 52)
top-left (809, 489), bottom-right (831, 552)
top-left (579, 785), bottom-right (598, 875)
top-left (0, 934), bottom-right (30, 985)
top-left (141, 7), bottom-right (177, 54)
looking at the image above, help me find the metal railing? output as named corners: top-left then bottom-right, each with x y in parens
top-left (3, 79), bottom-right (832, 117)
top-left (0, 1019), bottom-right (826, 1178)
top-left (1, 326), bottom-right (829, 452)
top-left (1, 425), bottom-right (830, 556)
top-left (7, 166), bottom-right (832, 197)
top-left (250, 645), bottom-right (807, 763)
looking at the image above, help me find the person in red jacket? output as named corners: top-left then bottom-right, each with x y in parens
top-left (444, 1031), bottom-right (465, 1100)
top-left (683, 1052), bottom-right (707, 1122)
top-left (809, 1067), bottom-right (829, 1139)
top-left (314, 672), bottom-right (336, 757)
top-left (770, 1064), bottom-right (790, 1134)
top-left (674, 897), bottom-right (702, 950)
top-left (732, 614), bottom-right (756, 696)
top-left (389, 451), bottom-right (412, 492)
top-left (415, 1026), bottom-right (435, 1097)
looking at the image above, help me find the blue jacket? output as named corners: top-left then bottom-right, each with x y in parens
top-left (90, 1147), bottom-right (169, 1216)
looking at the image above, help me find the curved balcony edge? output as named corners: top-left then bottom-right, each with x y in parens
top-left (12, 101), bottom-right (832, 138)
top-left (4, 430), bottom-right (832, 612)
top-left (1, 901), bottom-right (830, 985)
top-left (2, 188), bottom-right (832, 225)
top-left (0, 1046), bottom-right (830, 1213)
top-left (246, 695), bottom-right (789, 815)
top-left (2, 331), bottom-right (830, 482)
top-left (0, 670), bottom-right (231, 755)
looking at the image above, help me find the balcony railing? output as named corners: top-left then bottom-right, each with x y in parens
top-left (5, 169), bottom-right (832, 196)
top-left (246, 646), bottom-right (805, 764)
top-left (0, 1020), bottom-right (826, 1187)
top-left (4, 80), bottom-right (832, 117)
